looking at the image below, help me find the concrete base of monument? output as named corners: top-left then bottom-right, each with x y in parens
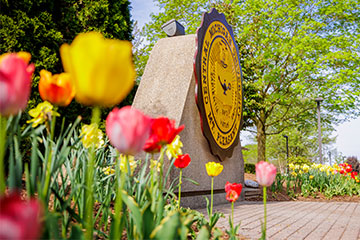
top-left (132, 34), bottom-right (245, 208)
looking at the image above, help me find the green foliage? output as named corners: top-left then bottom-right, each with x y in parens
top-left (226, 211), bottom-right (241, 240)
top-left (0, 0), bottom-right (133, 123)
top-left (242, 144), bottom-right (257, 163)
top-left (244, 163), bottom-right (255, 174)
top-left (4, 112), bottom-right (223, 239)
top-left (287, 156), bottom-right (312, 166)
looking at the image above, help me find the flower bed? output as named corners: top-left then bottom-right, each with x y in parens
top-left (2, 32), bottom-right (274, 239)
top-left (270, 163), bottom-right (360, 199)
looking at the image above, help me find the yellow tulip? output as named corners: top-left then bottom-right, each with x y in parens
top-left (205, 162), bottom-right (223, 177)
top-left (60, 32), bottom-right (135, 106)
top-left (309, 175), bottom-right (314, 180)
top-left (302, 164), bottom-right (310, 173)
top-left (289, 163), bottom-right (295, 170)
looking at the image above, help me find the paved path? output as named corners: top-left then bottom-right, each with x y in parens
top-left (197, 201), bottom-right (360, 240)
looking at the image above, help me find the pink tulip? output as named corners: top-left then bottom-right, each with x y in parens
top-left (106, 106), bottom-right (152, 155)
top-left (255, 161), bottom-right (277, 187)
top-left (0, 193), bottom-right (43, 239)
top-left (0, 53), bottom-right (34, 116)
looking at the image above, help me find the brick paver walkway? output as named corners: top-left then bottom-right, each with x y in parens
top-left (198, 201), bottom-right (360, 240)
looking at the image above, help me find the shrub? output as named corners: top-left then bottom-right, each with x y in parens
top-left (245, 163), bottom-right (255, 174)
top-left (288, 156), bottom-right (311, 166)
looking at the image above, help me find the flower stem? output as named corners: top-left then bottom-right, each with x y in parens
top-left (158, 147), bottom-right (165, 192)
top-left (0, 116), bottom-right (7, 196)
top-left (42, 111), bottom-right (57, 200)
top-left (85, 107), bottom-right (101, 240)
top-left (114, 154), bottom-right (126, 240)
top-left (231, 201), bottom-right (234, 225)
top-left (210, 176), bottom-right (214, 219)
top-left (263, 186), bottom-right (267, 238)
top-left (178, 169), bottom-right (182, 209)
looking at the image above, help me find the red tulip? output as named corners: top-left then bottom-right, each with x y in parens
top-left (106, 106), bottom-right (152, 155)
top-left (351, 171), bottom-right (358, 179)
top-left (0, 52), bottom-right (34, 116)
top-left (255, 161), bottom-right (277, 187)
top-left (39, 70), bottom-right (75, 106)
top-left (345, 164), bottom-right (352, 173)
top-left (143, 117), bottom-right (184, 153)
top-left (174, 154), bottom-right (191, 169)
top-left (0, 193), bottom-right (43, 239)
top-left (143, 133), bottom-right (162, 153)
top-left (225, 181), bottom-right (243, 202)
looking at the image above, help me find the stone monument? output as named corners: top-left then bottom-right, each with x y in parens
top-left (132, 9), bottom-right (244, 208)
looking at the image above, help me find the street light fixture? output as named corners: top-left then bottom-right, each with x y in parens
top-left (283, 135), bottom-right (289, 159)
top-left (315, 97), bottom-right (323, 164)
top-left (161, 19), bottom-right (185, 37)
top-left (283, 135), bottom-right (289, 173)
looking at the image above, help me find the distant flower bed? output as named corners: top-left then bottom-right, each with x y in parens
top-left (271, 163), bottom-right (360, 199)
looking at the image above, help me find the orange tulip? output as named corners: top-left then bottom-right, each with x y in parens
top-left (39, 70), bottom-right (75, 106)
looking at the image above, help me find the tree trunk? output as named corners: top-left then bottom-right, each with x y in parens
top-left (256, 110), bottom-right (266, 162)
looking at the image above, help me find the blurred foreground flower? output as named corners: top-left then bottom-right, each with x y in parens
top-left (166, 135), bottom-right (183, 159)
top-left (39, 70), bottom-right (75, 106)
top-left (206, 162), bottom-right (223, 177)
top-left (60, 32), bottom-right (135, 107)
top-left (0, 52), bottom-right (34, 116)
top-left (256, 161), bottom-right (277, 187)
top-left (27, 101), bottom-right (60, 127)
top-left (106, 106), bottom-right (151, 155)
top-left (225, 182), bottom-right (242, 203)
top-left (80, 123), bottom-right (104, 148)
top-left (144, 117), bottom-right (184, 153)
top-left (0, 193), bottom-right (43, 239)
top-left (119, 154), bottom-right (137, 175)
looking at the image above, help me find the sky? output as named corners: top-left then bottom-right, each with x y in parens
top-left (130, 0), bottom-right (360, 158)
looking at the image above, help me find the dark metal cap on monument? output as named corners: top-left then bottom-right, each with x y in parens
top-left (194, 8), bottom-right (244, 161)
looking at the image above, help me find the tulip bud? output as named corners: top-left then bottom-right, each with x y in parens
top-left (174, 154), bottom-right (191, 169)
top-left (39, 70), bottom-right (75, 106)
top-left (106, 106), bottom-right (152, 155)
top-left (0, 53), bottom-right (34, 116)
top-left (0, 193), bottom-right (43, 239)
top-left (255, 161), bottom-right (277, 187)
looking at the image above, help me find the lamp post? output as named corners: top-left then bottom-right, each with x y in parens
top-left (283, 135), bottom-right (289, 159)
top-left (315, 97), bottom-right (323, 164)
top-left (283, 135), bottom-right (289, 173)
